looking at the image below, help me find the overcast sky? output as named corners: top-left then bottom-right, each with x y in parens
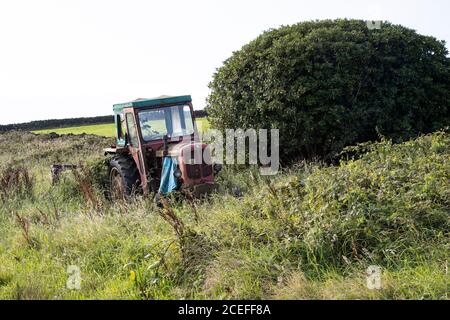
top-left (0, 0), bottom-right (449, 125)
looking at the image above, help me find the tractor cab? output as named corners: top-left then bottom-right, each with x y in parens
top-left (105, 95), bottom-right (219, 198)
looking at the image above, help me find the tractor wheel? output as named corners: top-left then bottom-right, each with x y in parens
top-left (108, 156), bottom-right (141, 199)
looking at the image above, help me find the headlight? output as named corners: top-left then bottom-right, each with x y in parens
top-left (174, 169), bottom-right (182, 179)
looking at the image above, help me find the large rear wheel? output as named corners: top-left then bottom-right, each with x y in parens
top-left (108, 156), bottom-right (141, 199)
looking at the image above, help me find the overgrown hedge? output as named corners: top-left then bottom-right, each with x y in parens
top-left (206, 19), bottom-right (450, 162)
top-left (243, 131), bottom-right (450, 265)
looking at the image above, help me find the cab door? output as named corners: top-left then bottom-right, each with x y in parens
top-left (125, 110), bottom-right (149, 193)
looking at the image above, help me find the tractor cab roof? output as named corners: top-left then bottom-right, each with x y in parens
top-left (113, 95), bottom-right (192, 113)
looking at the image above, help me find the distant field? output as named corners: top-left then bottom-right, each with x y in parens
top-left (33, 123), bottom-right (115, 137)
top-left (196, 117), bottom-right (210, 132)
top-left (33, 118), bottom-right (210, 137)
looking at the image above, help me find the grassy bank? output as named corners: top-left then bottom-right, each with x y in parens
top-left (0, 130), bottom-right (448, 299)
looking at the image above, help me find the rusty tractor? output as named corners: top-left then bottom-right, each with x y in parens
top-left (104, 95), bottom-right (221, 199)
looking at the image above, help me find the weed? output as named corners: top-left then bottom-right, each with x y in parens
top-left (0, 166), bottom-right (34, 201)
top-left (0, 130), bottom-right (448, 299)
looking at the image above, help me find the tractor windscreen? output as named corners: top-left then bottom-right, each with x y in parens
top-left (138, 104), bottom-right (195, 141)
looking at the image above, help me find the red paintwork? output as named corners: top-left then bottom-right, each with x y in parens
top-left (114, 102), bottom-right (214, 194)
top-left (178, 143), bottom-right (214, 187)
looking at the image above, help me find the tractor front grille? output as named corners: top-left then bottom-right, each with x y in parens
top-left (186, 164), bottom-right (202, 179)
top-left (185, 163), bottom-right (212, 180)
top-left (201, 164), bottom-right (212, 177)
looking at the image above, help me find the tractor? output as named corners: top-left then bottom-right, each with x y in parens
top-left (104, 95), bottom-right (221, 199)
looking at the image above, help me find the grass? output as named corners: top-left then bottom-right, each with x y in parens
top-left (0, 130), bottom-right (448, 300)
top-left (196, 117), bottom-right (210, 133)
top-left (33, 123), bottom-right (116, 137)
top-left (32, 118), bottom-right (210, 137)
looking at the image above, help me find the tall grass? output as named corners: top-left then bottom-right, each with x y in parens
top-left (0, 130), bottom-right (448, 300)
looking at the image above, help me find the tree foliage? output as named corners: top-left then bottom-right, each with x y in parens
top-left (206, 19), bottom-right (450, 161)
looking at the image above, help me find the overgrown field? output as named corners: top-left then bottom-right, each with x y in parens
top-left (32, 118), bottom-right (210, 137)
top-left (0, 130), bottom-right (448, 299)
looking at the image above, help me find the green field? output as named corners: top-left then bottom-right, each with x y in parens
top-left (32, 118), bottom-right (210, 137)
top-left (33, 123), bottom-right (116, 137)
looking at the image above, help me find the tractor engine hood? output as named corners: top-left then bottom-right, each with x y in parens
top-left (155, 141), bottom-right (209, 161)
top-left (177, 142), bottom-right (215, 186)
top-left (155, 141), bottom-right (188, 158)
top-left (156, 141), bottom-right (214, 188)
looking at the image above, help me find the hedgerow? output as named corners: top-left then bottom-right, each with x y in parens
top-left (206, 19), bottom-right (450, 161)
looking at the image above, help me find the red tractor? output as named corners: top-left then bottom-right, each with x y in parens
top-left (104, 95), bottom-right (220, 198)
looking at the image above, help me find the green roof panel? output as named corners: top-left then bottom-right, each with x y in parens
top-left (113, 95), bottom-right (192, 113)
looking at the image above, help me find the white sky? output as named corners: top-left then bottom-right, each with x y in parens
top-left (0, 0), bottom-right (449, 125)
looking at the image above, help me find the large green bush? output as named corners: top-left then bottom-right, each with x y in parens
top-left (206, 19), bottom-right (450, 161)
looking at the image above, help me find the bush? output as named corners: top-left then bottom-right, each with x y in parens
top-left (206, 19), bottom-right (450, 161)
top-left (241, 132), bottom-right (450, 266)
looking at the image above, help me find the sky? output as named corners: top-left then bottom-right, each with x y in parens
top-left (0, 0), bottom-right (449, 125)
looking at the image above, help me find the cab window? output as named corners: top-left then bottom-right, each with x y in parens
top-left (138, 105), bottom-right (194, 141)
top-left (116, 114), bottom-right (125, 140)
top-left (126, 113), bottom-right (139, 146)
